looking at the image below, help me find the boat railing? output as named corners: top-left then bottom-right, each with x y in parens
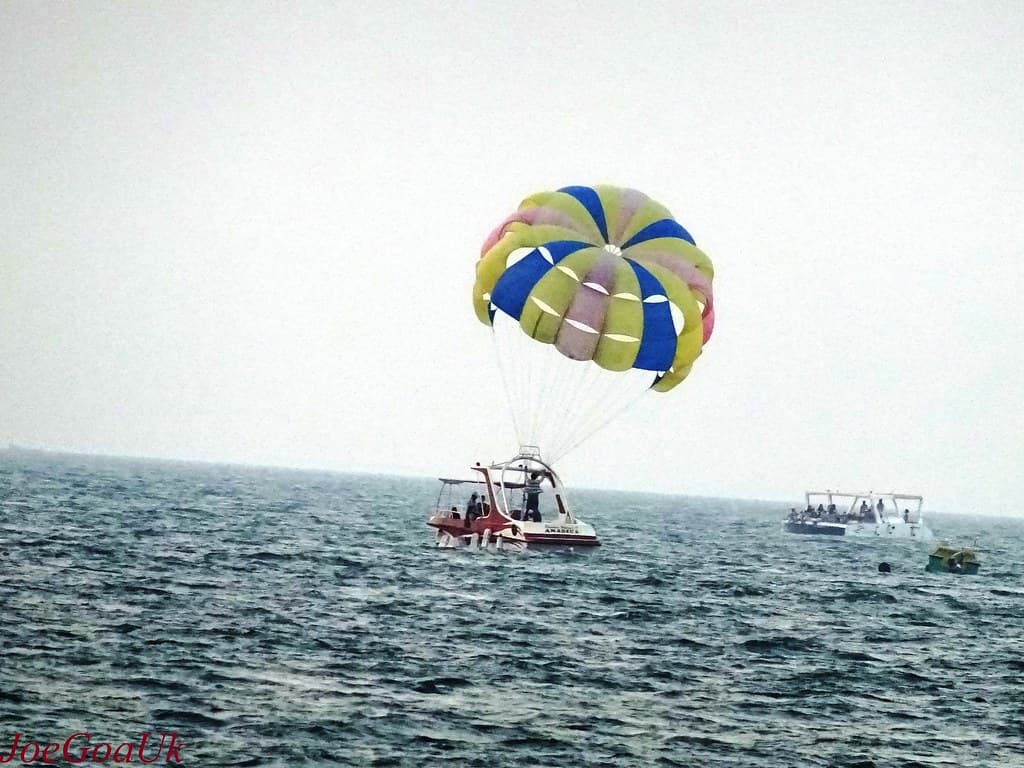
top-left (431, 504), bottom-right (466, 520)
top-left (432, 500), bottom-right (500, 520)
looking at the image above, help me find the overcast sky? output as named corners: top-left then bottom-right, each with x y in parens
top-left (2, 2), bottom-right (1022, 515)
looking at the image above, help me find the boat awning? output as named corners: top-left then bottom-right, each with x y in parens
top-left (438, 477), bottom-right (526, 489)
top-left (805, 491), bottom-right (923, 502)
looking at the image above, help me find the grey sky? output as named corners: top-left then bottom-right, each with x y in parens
top-left (2, 2), bottom-right (1022, 514)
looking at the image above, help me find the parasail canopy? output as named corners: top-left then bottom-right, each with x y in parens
top-left (474, 185), bottom-right (715, 462)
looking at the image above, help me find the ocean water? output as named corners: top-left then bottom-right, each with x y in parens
top-left (1, 452), bottom-right (1022, 768)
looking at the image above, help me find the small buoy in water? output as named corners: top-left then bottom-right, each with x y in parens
top-left (878, 562), bottom-right (892, 573)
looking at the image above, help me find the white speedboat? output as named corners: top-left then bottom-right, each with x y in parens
top-left (783, 491), bottom-right (933, 540)
top-left (427, 448), bottom-right (599, 550)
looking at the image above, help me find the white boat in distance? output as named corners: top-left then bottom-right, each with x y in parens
top-left (784, 491), bottom-right (933, 540)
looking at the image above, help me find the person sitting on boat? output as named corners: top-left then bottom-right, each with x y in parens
top-left (816, 503), bottom-right (825, 517)
top-left (450, 505), bottom-right (460, 520)
top-left (804, 504), bottom-right (814, 518)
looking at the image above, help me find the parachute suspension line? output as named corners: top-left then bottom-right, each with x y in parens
top-left (490, 312), bottom-right (656, 462)
top-left (492, 315), bottom-right (528, 446)
top-left (492, 354), bottom-right (518, 444)
top-left (552, 368), bottom-right (653, 461)
top-left (521, 316), bottom-right (546, 450)
top-left (534, 345), bottom-right (574, 455)
top-left (494, 312), bottom-right (542, 452)
top-left (537, 328), bottom-right (568, 453)
top-left (534, 336), bottom-right (586, 461)
top-left (543, 358), bottom-right (650, 462)
top-left (529, 329), bottom-right (550, 452)
top-left (543, 356), bottom-right (599, 460)
top-left (492, 313), bottom-right (552, 452)
top-left (544, 361), bottom-right (596, 460)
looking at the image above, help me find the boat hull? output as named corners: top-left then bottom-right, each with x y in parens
top-left (845, 522), bottom-right (932, 540)
top-left (783, 521), bottom-right (845, 536)
top-left (524, 531), bottom-right (600, 547)
top-left (428, 514), bottom-right (599, 548)
top-left (783, 520), bottom-right (933, 540)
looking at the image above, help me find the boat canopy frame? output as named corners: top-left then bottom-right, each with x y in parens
top-left (803, 490), bottom-right (924, 523)
top-left (491, 451), bottom-right (573, 522)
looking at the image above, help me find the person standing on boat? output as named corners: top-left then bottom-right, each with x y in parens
top-left (467, 491), bottom-right (479, 521)
top-left (525, 472), bottom-right (543, 521)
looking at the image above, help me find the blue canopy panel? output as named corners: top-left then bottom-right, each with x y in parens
top-left (627, 259), bottom-right (677, 373)
top-left (622, 217), bottom-right (696, 248)
top-left (557, 185), bottom-right (609, 242)
top-left (489, 240), bottom-right (592, 321)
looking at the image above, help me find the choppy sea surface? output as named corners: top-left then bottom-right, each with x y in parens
top-left (1, 451), bottom-right (1022, 768)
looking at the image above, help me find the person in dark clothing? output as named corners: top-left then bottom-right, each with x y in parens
top-left (524, 471), bottom-right (542, 520)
